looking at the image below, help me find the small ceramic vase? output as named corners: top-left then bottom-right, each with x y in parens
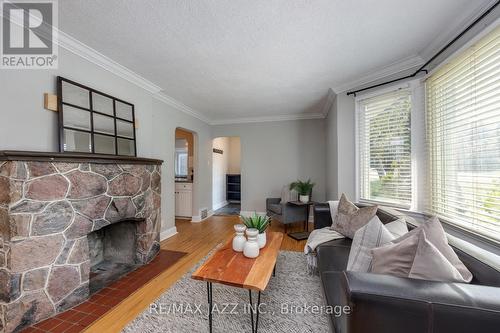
top-left (299, 195), bottom-right (310, 203)
top-left (232, 224), bottom-right (247, 252)
top-left (243, 228), bottom-right (260, 258)
top-left (257, 231), bottom-right (267, 249)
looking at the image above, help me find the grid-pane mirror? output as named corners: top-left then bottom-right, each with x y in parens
top-left (58, 77), bottom-right (137, 156)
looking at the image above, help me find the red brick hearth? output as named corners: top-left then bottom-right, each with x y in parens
top-left (21, 250), bottom-right (186, 333)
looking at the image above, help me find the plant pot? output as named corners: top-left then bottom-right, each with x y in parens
top-left (299, 195), bottom-right (310, 203)
top-left (243, 228), bottom-right (260, 258)
top-left (257, 231), bottom-right (266, 249)
top-left (232, 224), bottom-right (247, 252)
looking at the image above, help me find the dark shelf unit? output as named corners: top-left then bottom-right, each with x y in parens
top-left (226, 174), bottom-right (241, 203)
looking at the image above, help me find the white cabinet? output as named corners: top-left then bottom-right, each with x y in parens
top-left (175, 183), bottom-right (192, 218)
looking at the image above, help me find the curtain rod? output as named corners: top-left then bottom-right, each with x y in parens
top-left (346, 0), bottom-right (500, 96)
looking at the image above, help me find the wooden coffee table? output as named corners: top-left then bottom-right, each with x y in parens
top-left (192, 231), bottom-right (284, 333)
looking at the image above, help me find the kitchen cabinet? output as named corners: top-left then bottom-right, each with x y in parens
top-left (175, 182), bottom-right (192, 218)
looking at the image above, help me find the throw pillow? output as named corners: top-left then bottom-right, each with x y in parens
top-left (371, 230), bottom-right (420, 278)
top-left (385, 218), bottom-right (409, 237)
top-left (347, 216), bottom-right (395, 272)
top-left (394, 216), bottom-right (473, 282)
top-left (280, 185), bottom-right (298, 204)
top-left (331, 193), bottom-right (378, 238)
top-left (409, 230), bottom-right (465, 282)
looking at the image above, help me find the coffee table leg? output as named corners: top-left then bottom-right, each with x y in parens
top-left (207, 282), bottom-right (213, 333)
top-left (248, 290), bottom-right (262, 333)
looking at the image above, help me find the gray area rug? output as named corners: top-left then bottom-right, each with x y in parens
top-left (123, 251), bottom-right (329, 332)
top-left (213, 203), bottom-right (241, 216)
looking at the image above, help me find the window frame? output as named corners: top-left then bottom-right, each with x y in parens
top-left (354, 83), bottom-right (416, 210)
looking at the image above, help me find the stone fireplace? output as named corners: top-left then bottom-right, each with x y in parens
top-left (0, 151), bottom-right (162, 333)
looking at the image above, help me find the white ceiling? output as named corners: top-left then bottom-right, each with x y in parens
top-left (59, 0), bottom-right (493, 123)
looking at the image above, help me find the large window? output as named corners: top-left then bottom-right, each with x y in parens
top-left (426, 26), bottom-right (500, 241)
top-left (358, 89), bottom-right (412, 208)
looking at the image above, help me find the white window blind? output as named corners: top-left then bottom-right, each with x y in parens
top-left (426, 26), bottom-right (500, 241)
top-left (358, 89), bottom-right (412, 207)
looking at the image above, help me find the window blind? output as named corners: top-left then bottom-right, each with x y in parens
top-left (358, 89), bottom-right (412, 207)
top-left (426, 26), bottom-right (500, 241)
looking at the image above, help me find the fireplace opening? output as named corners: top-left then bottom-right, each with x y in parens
top-left (87, 219), bottom-right (142, 293)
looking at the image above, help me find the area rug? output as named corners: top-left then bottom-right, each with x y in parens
top-left (213, 203), bottom-right (241, 216)
top-left (123, 251), bottom-right (330, 332)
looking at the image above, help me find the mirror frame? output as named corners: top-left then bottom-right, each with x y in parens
top-left (57, 76), bottom-right (137, 156)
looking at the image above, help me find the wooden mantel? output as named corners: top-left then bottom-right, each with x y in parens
top-left (0, 150), bottom-right (163, 165)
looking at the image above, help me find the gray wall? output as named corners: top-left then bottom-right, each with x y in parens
top-left (212, 119), bottom-right (326, 212)
top-left (325, 92), bottom-right (356, 201)
top-left (0, 48), bottom-right (213, 235)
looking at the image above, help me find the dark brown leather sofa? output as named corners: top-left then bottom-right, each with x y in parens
top-left (313, 203), bottom-right (500, 333)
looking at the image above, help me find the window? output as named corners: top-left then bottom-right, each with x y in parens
top-left (426, 26), bottom-right (500, 241)
top-left (357, 89), bottom-right (412, 208)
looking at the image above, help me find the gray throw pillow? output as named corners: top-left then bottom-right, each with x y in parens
top-left (331, 193), bottom-right (378, 238)
top-left (409, 230), bottom-right (465, 282)
top-left (394, 216), bottom-right (472, 282)
top-left (347, 216), bottom-right (395, 272)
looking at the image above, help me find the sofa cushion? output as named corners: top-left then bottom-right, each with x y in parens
top-left (409, 230), bottom-right (466, 282)
top-left (347, 216), bottom-right (395, 272)
top-left (397, 216), bottom-right (473, 282)
top-left (371, 230), bottom-right (420, 278)
top-left (268, 203), bottom-right (282, 215)
top-left (332, 193), bottom-right (378, 238)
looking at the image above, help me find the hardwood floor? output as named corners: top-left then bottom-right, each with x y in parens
top-left (84, 216), bottom-right (311, 332)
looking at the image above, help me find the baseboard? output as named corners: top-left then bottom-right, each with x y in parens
top-left (160, 226), bottom-right (178, 241)
top-left (191, 209), bottom-right (214, 223)
top-left (240, 210), bottom-right (266, 217)
top-left (213, 200), bottom-right (228, 211)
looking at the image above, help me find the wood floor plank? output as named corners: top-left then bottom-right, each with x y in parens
top-left (84, 215), bottom-right (311, 332)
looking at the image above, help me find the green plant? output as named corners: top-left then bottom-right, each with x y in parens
top-left (240, 213), bottom-right (270, 234)
top-left (289, 179), bottom-right (315, 196)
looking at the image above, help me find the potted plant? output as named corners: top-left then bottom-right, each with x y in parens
top-left (290, 179), bottom-right (315, 203)
top-left (240, 213), bottom-right (270, 249)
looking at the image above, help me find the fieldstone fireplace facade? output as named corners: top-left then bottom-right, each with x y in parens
top-left (0, 152), bottom-right (162, 333)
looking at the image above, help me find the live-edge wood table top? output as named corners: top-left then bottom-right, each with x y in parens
top-left (192, 231), bottom-right (284, 291)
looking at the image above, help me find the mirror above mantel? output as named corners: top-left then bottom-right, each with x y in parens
top-left (58, 76), bottom-right (137, 157)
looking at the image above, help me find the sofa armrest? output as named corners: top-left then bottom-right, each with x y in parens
top-left (266, 197), bottom-right (280, 209)
top-left (313, 203), bottom-right (332, 229)
top-left (337, 271), bottom-right (500, 333)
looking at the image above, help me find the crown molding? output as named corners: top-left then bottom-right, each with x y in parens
top-left (320, 88), bottom-right (336, 117)
top-left (210, 112), bottom-right (325, 125)
top-left (153, 92), bottom-right (211, 123)
top-left (331, 55), bottom-right (424, 94)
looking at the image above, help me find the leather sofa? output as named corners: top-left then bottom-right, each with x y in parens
top-left (313, 203), bottom-right (500, 333)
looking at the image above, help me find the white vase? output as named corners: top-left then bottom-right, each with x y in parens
top-left (243, 228), bottom-right (260, 258)
top-left (232, 224), bottom-right (247, 252)
top-left (257, 231), bottom-right (267, 249)
top-left (299, 195), bottom-right (309, 203)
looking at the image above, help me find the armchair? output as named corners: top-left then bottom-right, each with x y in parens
top-left (266, 197), bottom-right (307, 232)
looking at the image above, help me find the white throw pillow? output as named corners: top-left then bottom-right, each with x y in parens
top-left (347, 216), bottom-right (395, 272)
top-left (327, 200), bottom-right (339, 226)
top-left (385, 218), bottom-right (409, 237)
